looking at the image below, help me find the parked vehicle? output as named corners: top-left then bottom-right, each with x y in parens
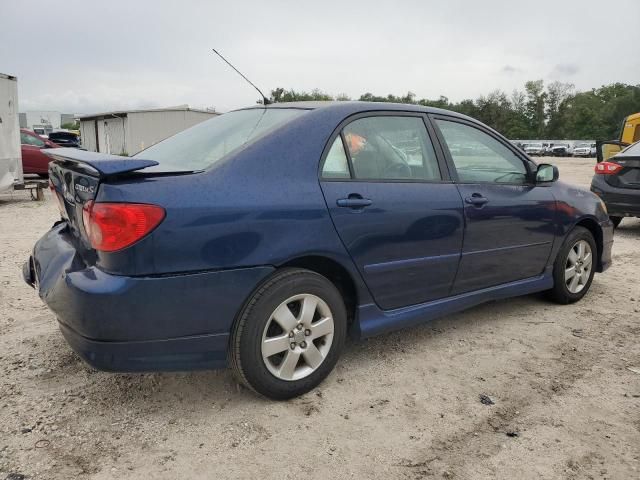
top-left (591, 140), bottom-right (640, 227)
top-left (20, 128), bottom-right (59, 176)
top-left (551, 143), bottom-right (573, 157)
top-left (32, 126), bottom-right (51, 138)
top-left (524, 142), bottom-right (545, 156)
top-left (24, 102), bottom-right (614, 399)
top-left (573, 143), bottom-right (595, 157)
top-left (48, 130), bottom-right (81, 148)
top-left (597, 112), bottom-right (640, 162)
top-left (0, 73), bottom-right (22, 193)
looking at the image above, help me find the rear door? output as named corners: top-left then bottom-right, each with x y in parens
top-left (319, 113), bottom-right (464, 311)
top-left (431, 116), bottom-right (556, 295)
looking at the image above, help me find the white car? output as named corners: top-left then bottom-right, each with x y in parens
top-left (524, 142), bottom-right (545, 156)
top-left (573, 143), bottom-right (595, 158)
top-left (551, 143), bottom-right (573, 157)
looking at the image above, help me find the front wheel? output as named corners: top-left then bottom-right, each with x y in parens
top-left (229, 268), bottom-right (347, 400)
top-left (547, 226), bottom-right (597, 304)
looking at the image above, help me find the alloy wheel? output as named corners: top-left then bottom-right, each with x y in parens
top-left (261, 294), bottom-right (334, 381)
top-left (565, 239), bottom-right (593, 294)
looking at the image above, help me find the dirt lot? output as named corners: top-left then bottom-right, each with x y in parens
top-left (1, 158), bottom-right (638, 480)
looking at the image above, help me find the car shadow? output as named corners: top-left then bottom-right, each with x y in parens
top-left (615, 217), bottom-right (640, 236)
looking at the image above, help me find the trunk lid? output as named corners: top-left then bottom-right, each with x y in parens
top-left (44, 148), bottom-right (159, 246)
top-left (604, 142), bottom-right (640, 190)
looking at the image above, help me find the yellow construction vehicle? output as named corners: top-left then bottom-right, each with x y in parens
top-left (598, 112), bottom-right (640, 161)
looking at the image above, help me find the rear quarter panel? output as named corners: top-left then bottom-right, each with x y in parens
top-left (95, 107), bottom-right (375, 304)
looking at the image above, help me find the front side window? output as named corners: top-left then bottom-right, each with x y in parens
top-left (435, 120), bottom-right (528, 184)
top-left (21, 132), bottom-right (45, 147)
top-left (342, 116), bottom-right (442, 181)
top-left (135, 108), bottom-right (308, 172)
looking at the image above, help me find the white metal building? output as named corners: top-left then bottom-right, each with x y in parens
top-left (0, 73), bottom-right (22, 193)
top-left (19, 111), bottom-right (63, 135)
top-left (78, 106), bottom-right (218, 156)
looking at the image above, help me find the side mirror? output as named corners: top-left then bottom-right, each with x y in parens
top-left (536, 163), bottom-right (559, 183)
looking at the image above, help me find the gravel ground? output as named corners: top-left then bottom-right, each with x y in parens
top-left (0, 159), bottom-right (638, 480)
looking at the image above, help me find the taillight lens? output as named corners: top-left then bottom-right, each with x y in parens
top-left (595, 162), bottom-right (623, 175)
top-left (82, 201), bottom-right (165, 252)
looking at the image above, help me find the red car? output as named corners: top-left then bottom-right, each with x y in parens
top-left (20, 129), bottom-right (60, 176)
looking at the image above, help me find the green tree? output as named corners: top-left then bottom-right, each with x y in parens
top-left (525, 80), bottom-right (547, 138)
top-left (268, 82), bottom-right (640, 140)
top-left (269, 87), bottom-right (333, 103)
top-left (545, 81), bottom-right (574, 138)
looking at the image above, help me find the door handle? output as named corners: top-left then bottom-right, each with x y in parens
top-left (465, 194), bottom-right (489, 206)
top-left (337, 195), bottom-right (372, 209)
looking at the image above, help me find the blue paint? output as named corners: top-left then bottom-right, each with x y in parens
top-left (44, 148), bottom-right (158, 176)
top-left (25, 102), bottom-right (614, 373)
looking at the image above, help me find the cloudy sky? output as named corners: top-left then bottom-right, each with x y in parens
top-left (2, 0), bottom-right (639, 114)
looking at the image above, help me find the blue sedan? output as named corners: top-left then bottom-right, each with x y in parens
top-left (24, 102), bottom-right (614, 399)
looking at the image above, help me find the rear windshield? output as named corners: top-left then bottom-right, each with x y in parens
top-left (135, 108), bottom-right (308, 172)
top-left (619, 141), bottom-right (640, 157)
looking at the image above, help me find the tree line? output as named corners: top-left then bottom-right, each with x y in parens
top-left (267, 82), bottom-right (640, 140)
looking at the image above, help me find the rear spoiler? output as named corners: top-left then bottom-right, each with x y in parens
top-left (43, 148), bottom-right (158, 177)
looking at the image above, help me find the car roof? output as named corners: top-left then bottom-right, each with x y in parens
top-left (236, 100), bottom-right (474, 121)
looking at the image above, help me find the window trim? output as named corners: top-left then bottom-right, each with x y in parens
top-left (320, 134), bottom-right (352, 179)
top-left (318, 111), bottom-right (453, 184)
top-left (429, 114), bottom-right (538, 186)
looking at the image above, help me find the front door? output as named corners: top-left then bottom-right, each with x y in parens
top-left (431, 117), bottom-right (556, 295)
top-left (320, 114), bottom-right (464, 310)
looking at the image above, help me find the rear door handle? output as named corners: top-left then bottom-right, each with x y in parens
top-left (337, 195), bottom-right (372, 209)
top-left (465, 194), bottom-right (489, 206)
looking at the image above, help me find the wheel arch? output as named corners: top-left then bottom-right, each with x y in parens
top-left (573, 217), bottom-right (604, 272)
top-left (279, 255), bottom-right (359, 325)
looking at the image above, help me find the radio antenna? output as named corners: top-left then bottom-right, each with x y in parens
top-left (211, 48), bottom-right (271, 105)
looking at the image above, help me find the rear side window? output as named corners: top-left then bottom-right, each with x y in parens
top-left (340, 116), bottom-right (442, 181)
top-left (435, 119), bottom-right (528, 184)
top-left (136, 108), bottom-right (308, 172)
top-left (322, 137), bottom-right (350, 179)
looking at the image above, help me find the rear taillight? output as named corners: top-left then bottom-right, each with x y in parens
top-left (82, 201), bottom-right (165, 252)
top-left (595, 162), bottom-right (623, 175)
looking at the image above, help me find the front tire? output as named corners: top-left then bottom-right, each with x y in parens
top-left (548, 226), bottom-right (597, 304)
top-left (229, 268), bottom-right (347, 400)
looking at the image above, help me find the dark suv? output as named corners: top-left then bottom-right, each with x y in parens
top-left (591, 141), bottom-right (640, 227)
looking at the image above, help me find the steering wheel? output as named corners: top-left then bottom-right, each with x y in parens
top-left (382, 161), bottom-right (412, 179)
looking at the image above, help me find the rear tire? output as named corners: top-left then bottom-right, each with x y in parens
top-left (229, 268), bottom-right (347, 400)
top-left (610, 216), bottom-right (623, 228)
top-left (547, 226), bottom-right (597, 304)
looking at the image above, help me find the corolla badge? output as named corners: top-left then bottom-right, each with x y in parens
top-left (74, 183), bottom-right (95, 194)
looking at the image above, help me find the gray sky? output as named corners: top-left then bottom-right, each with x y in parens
top-left (2, 0), bottom-right (639, 114)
